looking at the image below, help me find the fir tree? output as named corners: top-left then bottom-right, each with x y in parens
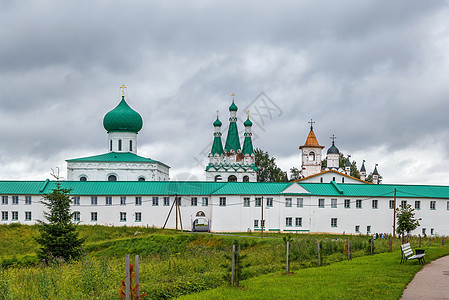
top-left (36, 171), bottom-right (84, 261)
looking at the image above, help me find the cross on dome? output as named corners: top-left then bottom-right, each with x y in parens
top-left (120, 84), bottom-right (127, 97)
top-left (308, 119), bottom-right (315, 130)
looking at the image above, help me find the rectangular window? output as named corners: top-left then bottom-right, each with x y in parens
top-left (202, 197), bottom-right (208, 206)
top-left (91, 212), bottom-right (97, 222)
top-left (164, 197), bottom-right (170, 206)
top-left (73, 212), bottom-right (80, 221)
top-left (191, 197), bottom-right (197, 206)
top-left (318, 199), bottom-right (325, 208)
top-left (372, 200), bottom-right (378, 209)
top-left (12, 196), bottom-right (18, 205)
top-left (295, 217), bottom-right (302, 227)
top-left (331, 218), bottom-right (337, 227)
top-left (285, 198), bottom-right (292, 207)
top-left (135, 197), bottom-right (142, 206)
top-left (25, 196), bottom-right (32, 205)
top-left (431, 228), bottom-right (434, 235)
top-left (25, 211), bottom-right (31, 221)
top-left (422, 228), bottom-right (426, 235)
top-left (389, 200), bottom-right (395, 209)
top-left (415, 200), bottom-right (421, 210)
top-left (219, 197), bottom-right (226, 207)
top-left (355, 225), bottom-right (360, 233)
top-left (243, 197), bottom-right (250, 207)
top-left (266, 198), bottom-right (273, 207)
top-left (120, 212), bottom-right (126, 222)
top-left (255, 197), bottom-right (262, 207)
top-left (430, 201), bottom-right (436, 210)
top-left (91, 196), bottom-right (97, 206)
top-left (135, 212), bottom-right (142, 222)
top-left (73, 196), bottom-right (80, 206)
top-left (153, 197), bottom-right (159, 206)
top-left (296, 198), bottom-right (303, 208)
top-left (401, 200), bottom-right (407, 209)
top-left (105, 196), bottom-right (112, 206)
top-left (2, 196), bottom-right (8, 205)
top-left (2, 211), bottom-right (8, 220)
top-left (344, 199), bottom-right (350, 208)
top-left (254, 220), bottom-right (259, 227)
top-left (11, 211), bottom-right (18, 220)
top-left (447, 201), bottom-right (449, 210)
top-left (120, 197), bottom-right (126, 206)
top-left (331, 199), bottom-right (337, 208)
top-left (286, 217), bottom-right (292, 227)
top-left (367, 225), bottom-right (371, 233)
top-left (356, 199), bottom-right (362, 209)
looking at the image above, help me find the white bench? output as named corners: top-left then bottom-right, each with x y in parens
top-left (400, 243), bottom-right (425, 264)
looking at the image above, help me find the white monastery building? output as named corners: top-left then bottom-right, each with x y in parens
top-left (1, 87), bottom-right (448, 236)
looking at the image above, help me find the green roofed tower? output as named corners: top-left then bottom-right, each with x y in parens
top-left (66, 84), bottom-right (170, 181)
top-left (206, 93), bottom-right (256, 183)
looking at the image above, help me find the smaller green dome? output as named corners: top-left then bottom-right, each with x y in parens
top-left (229, 101), bottom-right (238, 111)
top-left (244, 117), bottom-right (252, 126)
top-left (213, 117), bottom-right (222, 127)
top-left (103, 96), bottom-right (143, 133)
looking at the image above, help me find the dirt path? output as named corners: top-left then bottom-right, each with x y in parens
top-left (402, 255), bottom-right (449, 299)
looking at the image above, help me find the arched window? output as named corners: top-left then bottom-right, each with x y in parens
top-left (228, 175), bottom-right (237, 182)
top-left (110, 140), bottom-right (112, 151)
top-left (320, 177), bottom-right (323, 183)
top-left (138, 177), bottom-right (145, 181)
top-left (118, 139), bottom-right (122, 151)
top-left (214, 175), bottom-right (222, 182)
top-left (308, 151), bottom-right (315, 161)
top-left (243, 175), bottom-right (249, 182)
top-left (129, 140), bottom-right (133, 152)
top-left (332, 177), bottom-right (336, 182)
top-left (80, 176), bottom-right (87, 181)
top-left (342, 177), bottom-right (345, 183)
top-left (108, 175), bottom-right (117, 181)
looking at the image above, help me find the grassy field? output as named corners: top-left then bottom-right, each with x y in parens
top-left (0, 224), bottom-right (447, 299)
top-left (179, 246), bottom-right (449, 300)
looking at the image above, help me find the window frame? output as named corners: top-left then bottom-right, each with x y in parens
top-left (191, 197), bottom-right (198, 206)
top-left (105, 196), bottom-right (112, 206)
top-left (296, 198), bottom-right (303, 208)
top-left (120, 212), bottom-right (127, 222)
top-left (153, 197), bottom-right (159, 206)
top-left (91, 196), bottom-right (97, 206)
top-left (285, 198), bottom-right (292, 207)
top-left (331, 198), bottom-right (337, 208)
top-left (2, 196), bottom-right (8, 205)
top-left (135, 196), bottom-right (142, 206)
top-left (389, 200), bottom-right (395, 209)
top-left (331, 218), bottom-right (337, 227)
top-left (25, 196), bottom-right (32, 205)
top-left (295, 217), bottom-right (302, 227)
top-left (202, 197), bottom-right (208, 206)
top-left (285, 217), bottom-right (292, 227)
top-left (164, 197), bottom-right (170, 206)
top-left (73, 196), bottom-right (80, 206)
top-left (344, 199), bottom-right (350, 208)
top-left (73, 211), bottom-right (80, 222)
top-left (219, 197), bottom-right (226, 207)
top-left (430, 201), bottom-right (436, 210)
top-left (25, 211), bottom-right (31, 221)
top-left (120, 196), bottom-right (127, 206)
top-left (91, 212), bottom-right (98, 222)
top-left (356, 199), bottom-right (362, 209)
top-left (318, 198), bottom-right (325, 208)
top-left (255, 197), bottom-right (262, 207)
top-left (135, 212), bottom-right (142, 222)
top-left (266, 197), bottom-right (273, 207)
top-left (12, 196), bottom-right (18, 205)
top-left (372, 199), bottom-right (378, 209)
top-left (243, 197), bottom-right (250, 207)
top-left (11, 211), bottom-right (18, 221)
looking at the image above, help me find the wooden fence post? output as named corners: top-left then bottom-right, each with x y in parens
top-left (370, 239), bottom-right (374, 255)
top-left (125, 254), bottom-right (130, 300)
top-left (419, 235), bottom-right (421, 248)
top-left (135, 255), bottom-right (139, 299)
top-left (231, 244), bottom-right (235, 286)
top-left (442, 236), bottom-right (444, 246)
top-left (317, 241), bottom-right (321, 266)
top-left (349, 241), bottom-right (352, 260)
top-left (347, 240), bottom-right (350, 260)
top-left (389, 236), bottom-right (393, 252)
top-left (286, 241), bottom-right (290, 274)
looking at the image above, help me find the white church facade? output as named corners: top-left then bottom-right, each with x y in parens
top-left (66, 87), bottom-right (169, 182)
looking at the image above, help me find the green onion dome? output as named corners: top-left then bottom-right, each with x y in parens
top-left (229, 100), bottom-right (238, 111)
top-left (244, 117), bottom-right (253, 127)
top-left (213, 117), bottom-right (222, 127)
top-left (103, 96), bottom-right (143, 133)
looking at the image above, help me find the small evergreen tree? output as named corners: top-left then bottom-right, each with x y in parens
top-left (36, 171), bottom-right (84, 261)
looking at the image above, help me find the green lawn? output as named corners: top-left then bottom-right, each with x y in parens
top-left (179, 246), bottom-right (449, 300)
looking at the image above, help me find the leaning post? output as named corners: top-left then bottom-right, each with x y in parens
top-left (125, 254), bottom-right (130, 300)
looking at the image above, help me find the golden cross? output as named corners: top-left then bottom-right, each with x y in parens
top-left (216, 110), bottom-right (219, 118)
top-left (247, 109), bottom-right (250, 118)
top-left (120, 84), bottom-right (127, 97)
top-left (232, 92), bottom-right (235, 102)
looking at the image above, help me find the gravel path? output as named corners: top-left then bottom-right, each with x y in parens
top-left (402, 255), bottom-right (449, 299)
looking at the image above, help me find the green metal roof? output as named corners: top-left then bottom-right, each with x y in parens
top-left (242, 136), bottom-right (254, 155)
top-left (1, 181), bottom-right (449, 199)
top-left (224, 121), bottom-right (241, 152)
top-left (66, 152), bottom-right (169, 168)
top-left (244, 117), bottom-right (252, 127)
top-left (210, 136), bottom-right (224, 155)
top-left (103, 96), bottom-right (143, 133)
top-left (213, 117), bottom-right (222, 127)
top-left (229, 101), bottom-right (238, 112)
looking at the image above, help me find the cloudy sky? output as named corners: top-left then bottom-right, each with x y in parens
top-left (1, 0), bottom-right (449, 185)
